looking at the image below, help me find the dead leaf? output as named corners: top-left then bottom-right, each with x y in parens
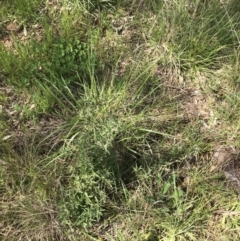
top-left (2, 135), bottom-right (12, 141)
top-left (210, 145), bottom-right (237, 172)
top-left (2, 38), bottom-right (13, 49)
top-left (224, 171), bottom-right (240, 187)
top-left (6, 22), bottom-right (18, 31)
top-left (214, 210), bottom-right (240, 216)
top-left (23, 26), bottom-right (27, 36)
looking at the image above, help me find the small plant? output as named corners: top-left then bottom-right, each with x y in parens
top-left (0, 35), bottom-right (93, 87)
top-left (38, 39), bottom-right (90, 83)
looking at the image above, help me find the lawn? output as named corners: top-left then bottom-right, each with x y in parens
top-left (0, 0), bottom-right (240, 240)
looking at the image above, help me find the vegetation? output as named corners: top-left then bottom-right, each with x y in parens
top-left (0, 0), bottom-right (240, 240)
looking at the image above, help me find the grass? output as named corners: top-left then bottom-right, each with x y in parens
top-left (1, 0), bottom-right (240, 240)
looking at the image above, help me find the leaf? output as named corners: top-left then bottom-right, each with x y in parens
top-left (23, 26), bottom-right (27, 36)
top-left (224, 171), bottom-right (240, 188)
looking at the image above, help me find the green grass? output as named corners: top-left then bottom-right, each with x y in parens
top-left (1, 0), bottom-right (240, 240)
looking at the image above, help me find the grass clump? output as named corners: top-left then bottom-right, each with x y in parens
top-left (1, 0), bottom-right (240, 240)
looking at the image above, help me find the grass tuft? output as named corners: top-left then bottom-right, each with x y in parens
top-left (1, 0), bottom-right (240, 240)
